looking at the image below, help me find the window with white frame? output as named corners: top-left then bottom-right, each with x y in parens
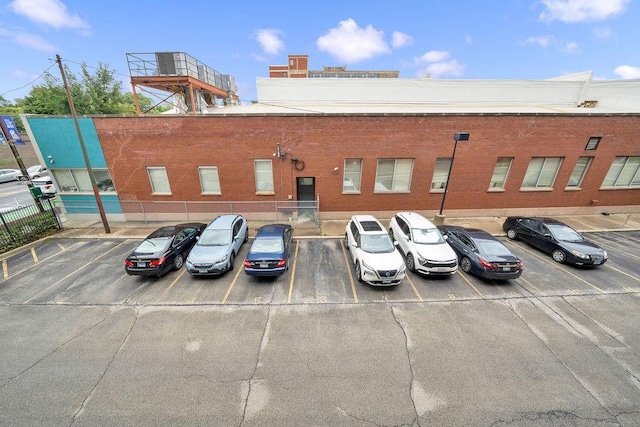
top-left (343, 159), bottom-right (362, 192)
top-left (254, 160), bottom-right (274, 192)
top-left (147, 167), bottom-right (171, 194)
top-left (431, 158), bottom-right (452, 191)
top-left (566, 157), bottom-right (592, 188)
top-left (521, 157), bottom-right (563, 189)
top-left (489, 157), bottom-right (513, 189)
top-left (51, 169), bottom-right (115, 193)
top-left (198, 166), bottom-right (221, 194)
top-left (375, 159), bottom-right (413, 192)
top-left (601, 156), bottom-right (640, 188)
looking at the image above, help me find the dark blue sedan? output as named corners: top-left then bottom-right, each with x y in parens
top-left (244, 224), bottom-right (294, 276)
top-left (439, 225), bottom-right (523, 280)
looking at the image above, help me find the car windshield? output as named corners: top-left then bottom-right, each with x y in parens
top-left (136, 237), bottom-right (170, 252)
top-left (477, 239), bottom-right (512, 257)
top-left (412, 228), bottom-right (445, 244)
top-left (198, 229), bottom-right (231, 246)
top-left (360, 234), bottom-right (395, 253)
top-left (250, 237), bottom-right (284, 253)
top-left (547, 224), bottom-right (584, 242)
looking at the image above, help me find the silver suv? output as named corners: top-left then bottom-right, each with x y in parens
top-left (345, 215), bottom-right (406, 286)
top-left (389, 212), bottom-right (458, 275)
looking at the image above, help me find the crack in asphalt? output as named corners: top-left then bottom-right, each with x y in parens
top-left (489, 409), bottom-right (615, 426)
top-left (0, 305), bottom-right (126, 392)
top-left (70, 306), bottom-right (139, 426)
top-left (239, 305), bottom-right (271, 427)
top-left (390, 305), bottom-right (420, 426)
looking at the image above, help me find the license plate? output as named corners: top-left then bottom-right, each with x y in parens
top-left (594, 259), bottom-right (602, 265)
top-left (502, 267), bottom-right (510, 271)
top-left (137, 262), bottom-right (146, 267)
top-left (382, 279), bottom-right (392, 284)
top-left (199, 269), bottom-right (208, 273)
top-left (260, 262), bottom-right (269, 268)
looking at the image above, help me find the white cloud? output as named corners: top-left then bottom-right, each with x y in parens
top-left (614, 65), bottom-right (640, 79)
top-left (561, 41), bottom-right (580, 54)
top-left (0, 27), bottom-right (56, 52)
top-left (414, 50), bottom-right (450, 64)
top-left (521, 35), bottom-right (554, 47)
top-left (591, 27), bottom-right (612, 39)
top-left (391, 31), bottom-right (412, 48)
top-left (420, 60), bottom-right (466, 78)
top-left (316, 18), bottom-right (390, 63)
top-left (254, 28), bottom-right (285, 55)
top-left (539, 0), bottom-right (630, 23)
top-left (9, 0), bottom-right (90, 30)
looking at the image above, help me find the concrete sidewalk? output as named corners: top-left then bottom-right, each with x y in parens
top-left (57, 212), bottom-right (640, 240)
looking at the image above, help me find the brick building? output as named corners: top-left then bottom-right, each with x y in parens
top-left (22, 73), bottom-right (640, 223)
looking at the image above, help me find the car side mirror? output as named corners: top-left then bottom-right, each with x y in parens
top-left (443, 235), bottom-right (448, 240)
top-left (544, 233), bottom-right (552, 238)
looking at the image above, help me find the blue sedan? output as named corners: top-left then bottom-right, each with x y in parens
top-left (439, 225), bottom-right (523, 280)
top-left (244, 224), bottom-right (294, 277)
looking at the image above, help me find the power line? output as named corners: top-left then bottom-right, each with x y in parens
top-left (0, 61), bottom-right (57, 98)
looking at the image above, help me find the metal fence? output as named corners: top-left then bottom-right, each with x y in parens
top-left (0, 199), bottom-right (62, 254)
top-left (62, 199), bottom-right (321, 227)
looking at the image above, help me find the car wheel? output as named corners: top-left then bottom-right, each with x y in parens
top-left (229, 252), bottom-right (235, 270)
top-left (244, 232), bottom-right (248, 243)
top-left (552, 249), bottom-right (566, 263)
top-left (354, 261), bottom-right (364, 283)
top-left (460, 257), bottom-right (472, 273)
top-left (173, 254), bottom-right (184, 270)
top-left (406, 253), bottom-right (416, 272)
top-left (506, 228), bottom-right (518, 240)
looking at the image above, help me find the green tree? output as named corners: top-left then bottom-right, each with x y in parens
top-left (0, 96), bottom-right (25, 132)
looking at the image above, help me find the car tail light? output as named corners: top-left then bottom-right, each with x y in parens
top-left (478, 257), bottom-right (498, 270)
top-left (276, 259), bottom-right (286, 267)
top-left (244, 259), bottom-right (252, 268)
top-left (124, 260), bottom-right (133, 267)
top-left (150, 257), bottom-right (165, 267)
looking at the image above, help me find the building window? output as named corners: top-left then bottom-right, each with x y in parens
top-left (521, 157), bottom-right (563, 189)
top-left (489, 157), bottom-right (513, 190)
top-left (566, 157), bottom-right (592, 188)
top-left (601, 156), bottom-right (640, 188)
top-left (375, 159), bottom-right (413, 192)
top-left (431, 158), bottom-right (452, 191)
top-left (51, 168), bottom-right (115, 193)
top-left (343, 159), bottom-right (362, 193)
top-left (198, 166), bottom-right (221, 194)
top-left (147, 167), bottom-right (171, 194)
top-left (254, 160), bottom-right (274, 193)
top-left (585, 136), bottom-right (601, 151)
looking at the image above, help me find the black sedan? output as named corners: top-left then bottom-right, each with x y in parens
top-left (244, 224), bottom-right (294, 277)
top-left (125, 222), bottom-right (206, 277)
top-left (503, 216), bottom-right (607, 266)
top-left (439, 225), bottom-right (523, 280)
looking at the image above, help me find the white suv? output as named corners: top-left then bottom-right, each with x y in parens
top-left (389, 212), bottom-right (458, 275)
top-left (345, 215), bottom-right (406, 286)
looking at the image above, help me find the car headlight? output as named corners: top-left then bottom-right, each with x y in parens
top-left (603, 250), bottom-right (608, 259)
top-left (361, 260), bottom-right (375, 273)
top-left (571, 250), bottom-right (589, 259)
top-left (215, 254), bottom-right (229, 264)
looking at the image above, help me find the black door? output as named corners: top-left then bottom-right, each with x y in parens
top-left (296, 177), bottom-right (315, 218)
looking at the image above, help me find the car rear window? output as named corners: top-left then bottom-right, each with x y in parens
top-left (250, 238), bottom-right (284, 253)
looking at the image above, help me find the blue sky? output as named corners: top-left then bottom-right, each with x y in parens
top-left (1, 0), bottom-right (639, 104)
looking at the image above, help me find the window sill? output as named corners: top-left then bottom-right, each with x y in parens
top-left (519, 187), bottom-right (553, 192)
top-left (487, 188), bottom-right (505, 193)
top-left (374, 190), bottom-right (411, 194)
top-left (255, 191), bottom-right (275, 196)
top-left (201, 192), bottom-right (222, 196)
top-left (429, 189), bottom-right (445, 194)
top-left (564, 187), bottom-right (581, 191)
top-left (342, 191), bottom-right (361, 195)
top-left (599, 186), bottom-right (639, 190)
top-left (151, 192), bottom-right (173, 196)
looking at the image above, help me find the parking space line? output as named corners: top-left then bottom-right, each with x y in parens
top-left (221, 264), bottom-right (244, 304)
top-left (287, 240), bottom-right (300, 304)
top-left (606, 265), bottom-right (640, 283)
top-left (405, 274), bottom-right (423, 301)
top-left (456, 271), bottom-right (485, 297)
top-left (516, 275), bottom-right (546, 296)
top-left (586, 236), bottom-right (640, 261)
top-left (2, 259), bottom-right (7, 279)
top-left (339, 239), bottom-right (358, 303)
top-left (155, 269), bottom-right (188, 303)
top-left (31, 247), bottom-right (38, 263)
top-left (57, 242), bottom-right (66, 251)
top-left (513, 244), bottom-right (605, 293)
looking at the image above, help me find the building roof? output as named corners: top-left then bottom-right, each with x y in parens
top-left (200, 73), bottom-right (640, 116)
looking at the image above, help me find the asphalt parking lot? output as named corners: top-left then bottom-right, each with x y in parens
top-left (2, 232), bottom-right (640, 425)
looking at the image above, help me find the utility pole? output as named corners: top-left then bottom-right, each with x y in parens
top-left (55, 54), bottom-right (110, 233)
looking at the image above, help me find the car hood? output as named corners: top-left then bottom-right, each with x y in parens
top-left (558, 240), bottom-right (606, 256)
top-left (362, 250), bottom-right (405, 270)
top-left (415, 242), bottom-right (457, 261)
top-left (188, 245), bottom-right (228, 262)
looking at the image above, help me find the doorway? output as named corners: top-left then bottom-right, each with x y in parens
top-left (296, 177), bottom-right (315, 221)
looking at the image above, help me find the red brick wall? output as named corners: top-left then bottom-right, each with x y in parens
top-left (94, 114), bottom-right (640, 212)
